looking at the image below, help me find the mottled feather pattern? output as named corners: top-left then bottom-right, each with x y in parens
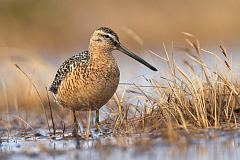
top-left (54, 48), bottom-right (120, 111)
top-left (49, 51), bottom-right (90, 94)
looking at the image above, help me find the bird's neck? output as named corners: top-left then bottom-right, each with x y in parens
top-left (88, 43), bottom-right (118, 71)
top-left (88, 44), bottom-right (114, 61)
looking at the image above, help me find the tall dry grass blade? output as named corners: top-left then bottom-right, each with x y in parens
top-left (14, 64), bottom-right (50, 131)
top-left (185, 39), bottom-right (194, 48)
top-left (220, 44), bottom-right (228, 59)
top-left (226, 91), bottom-right (233, 121)
top-left (112, 93), bottom-right (123, 132)
top-left (182, 32), bottom-right (195, 37)
top-left (192, 39), bottom-right (200, 54)
top-left (122, 26), bottom-right (144, 46)
top-left (197, 76), bottom-right (208, 127)
top-left (186, 54), bottom-right (208, 68)
top-left (183, 60), bottom-right (194, 72)
top-left (213, 88), bottom-right (218, 127)
top-left (224, 61), bottom-right (231, 70)
top-left (45, 87), bottom-right (56, 135)
top-left (148, 50), bottom-right (167, 61)
top-left (171, 41), bottom-right (177, 79)
top-left (201, 49), bottom-right (226, 66)
top-left (162, 42), bottom-right (175, 78)
top-left (176, 66), bottom-right (198, 96)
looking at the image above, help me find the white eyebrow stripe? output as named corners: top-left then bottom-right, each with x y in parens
top-left (107, 33), bottom-right (118, 42)
top-left (107, 34), bottom-right (118, 42)
top-left (98, 30), bottom-right (118, 42)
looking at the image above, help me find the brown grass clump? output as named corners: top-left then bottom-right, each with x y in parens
top-left (105, 35), bottom-right (240, 136)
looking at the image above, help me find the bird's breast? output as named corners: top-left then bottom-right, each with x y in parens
top-left (56, 54), bottom-right (120, 111)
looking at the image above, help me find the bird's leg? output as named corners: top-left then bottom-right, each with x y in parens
top-left (72, 110), bottom-right (79, 136)
top-left (86, 110), bottom-right (92, 138)
top-left (95, 109), bottom-right (102, 133)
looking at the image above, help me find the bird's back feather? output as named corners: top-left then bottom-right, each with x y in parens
top-left (49, 51), bottom-right (90, 94)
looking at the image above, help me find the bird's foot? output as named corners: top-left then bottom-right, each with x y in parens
top-left (72, 128), bottom-right (78, 137)
top-left (72, 122), bottom-right (80, 137)
top-left (96, 123), bottom-right (102, 133)
top-left (92, 124), bottom-right (112, 137)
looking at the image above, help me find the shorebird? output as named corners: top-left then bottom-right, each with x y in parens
top-left (49, 27), bottom-right (157, 135)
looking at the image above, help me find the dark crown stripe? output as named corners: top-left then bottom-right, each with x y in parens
top-left (97, 27), bottom-right (119, 41)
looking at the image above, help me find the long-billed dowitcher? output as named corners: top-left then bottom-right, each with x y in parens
top-left (49, 27), bottom-right (157, 135)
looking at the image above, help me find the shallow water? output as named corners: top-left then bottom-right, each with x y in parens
top-left (1, 128), bottom-right (240, 160)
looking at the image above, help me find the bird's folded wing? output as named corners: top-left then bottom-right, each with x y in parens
top-left (49, 51), bottom-right (90, 94)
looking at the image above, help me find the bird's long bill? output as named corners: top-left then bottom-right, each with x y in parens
top-left (118, 45), bottom-right (158, 71)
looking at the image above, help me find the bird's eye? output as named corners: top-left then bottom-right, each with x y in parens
top-left (103, 35), bottom-right (110, 39)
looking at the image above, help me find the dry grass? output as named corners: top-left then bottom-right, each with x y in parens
top-left (103, 35), bottom-right (240, 137)
top-left (0, 35), bottom-right (239, 138)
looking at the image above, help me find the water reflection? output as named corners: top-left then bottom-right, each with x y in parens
top-left (0, 129), bottom-right (240, 160)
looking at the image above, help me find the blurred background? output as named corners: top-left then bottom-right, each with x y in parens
top-left (0, 0), bottom-right (240, 118)
top-left (0, 0), bottom-right (240, 52)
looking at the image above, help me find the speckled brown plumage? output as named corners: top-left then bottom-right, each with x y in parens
top-left (51, 50), bottom-right (119, 111)
top-left (49, 27), bottom-right (157, 112)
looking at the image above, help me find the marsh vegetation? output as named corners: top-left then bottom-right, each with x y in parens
top-left (1, 34), bottom-right (240, 159)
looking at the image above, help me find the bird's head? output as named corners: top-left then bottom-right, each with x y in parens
top-left (90, 27), bottom-right (157, 71)
top-left (90, 27), bottom-right (120, 51)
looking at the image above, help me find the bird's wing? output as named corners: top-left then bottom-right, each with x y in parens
top-left (49, 51), bottom-right (90, 94)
